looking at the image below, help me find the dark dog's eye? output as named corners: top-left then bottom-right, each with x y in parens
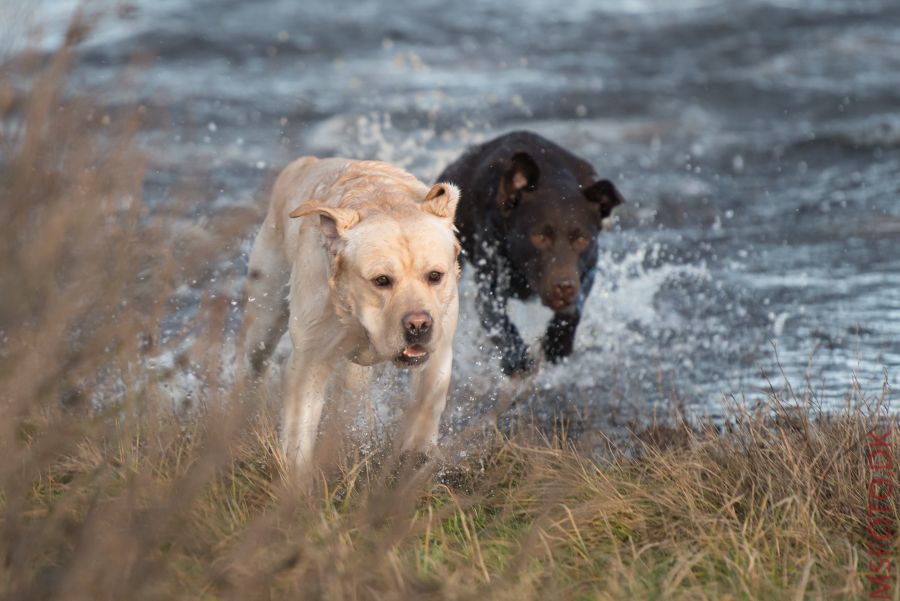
top-left (530, 232), bottom-right (551, 249)
top-left (572, 235), bottom-right (590, 252)
top-left (427, 271), bottom-right (443, 284)
top-left (372, 275), bottom-right (392, 288)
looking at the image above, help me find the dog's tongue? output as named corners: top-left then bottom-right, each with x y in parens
top-left (402, 344), bottom-right (428, 358)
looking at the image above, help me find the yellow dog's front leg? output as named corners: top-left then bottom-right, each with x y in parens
top-left (281, 350), bottom-right (331, 477)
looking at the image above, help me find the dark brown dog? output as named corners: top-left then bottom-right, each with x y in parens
top-left (436, 131), bottom-right (624, 375)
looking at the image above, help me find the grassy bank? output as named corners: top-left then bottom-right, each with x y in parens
top-left (3, 386), bottom-right (897, 600)
top-left (2, 19), bottom-right (898, 601)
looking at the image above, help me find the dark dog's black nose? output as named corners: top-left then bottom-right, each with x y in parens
top-left (554, 281), bottom-right (578, 302)
top-left (403, 312), bottom-right (433, 341)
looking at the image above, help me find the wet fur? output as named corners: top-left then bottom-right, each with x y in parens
top-left (437, 131), bottom-right (623, 375)
top-left (242, 157), bottom-right (461, 475)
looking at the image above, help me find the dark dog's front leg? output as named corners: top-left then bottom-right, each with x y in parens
top-left (542, 266), bottom-right (595, 362)
top-left (543, 312), bottom-right (579, 362)
top-left (475, 271), bottom-right (533, 375)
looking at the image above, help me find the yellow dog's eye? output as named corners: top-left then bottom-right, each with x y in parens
top-left (427, 271), bottom-right (443, 284)
top-left (372, 275), bottom-right (392, 288)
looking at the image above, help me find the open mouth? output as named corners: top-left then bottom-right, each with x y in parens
top-left (395, 344), bottom-right (430, 367)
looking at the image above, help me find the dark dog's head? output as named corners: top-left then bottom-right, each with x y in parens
top-left (496, 152), bottom-right (623, 312)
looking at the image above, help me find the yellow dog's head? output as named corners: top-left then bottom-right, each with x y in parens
top-left (291, 183), bottom-right (460, 367)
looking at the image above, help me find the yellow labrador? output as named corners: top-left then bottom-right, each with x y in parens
top-left (242, 157), bottom-right (460, 474)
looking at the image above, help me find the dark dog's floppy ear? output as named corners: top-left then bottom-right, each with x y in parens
top-left (497, 152), bottom-right (539, 211)
top-left (421, 182), bottom-right (460, 223)
top-left (583, 179), bottom-right (624, 220)
top-left (289, 201), bottom-right (360, 255)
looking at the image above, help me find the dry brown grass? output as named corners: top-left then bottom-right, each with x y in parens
top-left (1, 21), bottom-right (898, 601)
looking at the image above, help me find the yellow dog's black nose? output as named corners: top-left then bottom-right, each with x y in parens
top-left (403, 312), bottom-right (433, 340)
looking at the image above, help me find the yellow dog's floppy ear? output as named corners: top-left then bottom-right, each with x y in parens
top-left (290, 201), bottom-right (360, 254)
top-left (420, 183), bottom-right (460, 223)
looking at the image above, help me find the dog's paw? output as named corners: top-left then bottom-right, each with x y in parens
top-left (500, 346), bottom-right (538, 376)
top-left (543, 345), bottom-right (572, 364)
top-left (388, 449), bottom-right (443, 484)
top-left (542, 336), bottom-right (574, 363)
top-left (397, 449), bottom-right (432, 469)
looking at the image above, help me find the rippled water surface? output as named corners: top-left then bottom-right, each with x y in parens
top-left (22, 0), bottom-right (900, 425)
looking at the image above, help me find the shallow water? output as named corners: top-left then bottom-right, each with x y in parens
top-left (22, 0), bottom-right (900, 424)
